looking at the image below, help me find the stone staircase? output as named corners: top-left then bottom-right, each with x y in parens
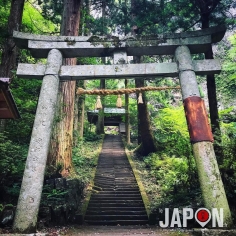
top-left (84, 134), bottom-right (148, 225)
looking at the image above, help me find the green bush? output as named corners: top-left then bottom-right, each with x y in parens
top-left (144, 153), bottom-right (189, 194)
top-left (0, 132), bottom-right (28, 203)
top-left (220, 122), bottom-right (236, 204)
top-left (153, 107), bottom-right (192, 158)
top-left (0, 132), bottom-right (27, 182)
top-left (84, 131), bottom-right (101, 141)
top-left (72, 137), bottom-right (102, 184)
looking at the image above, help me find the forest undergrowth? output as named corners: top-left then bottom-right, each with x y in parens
top-left (126, 143), bottom-right (203, 215)
top-left (125, 126), bottom-right (236, 225)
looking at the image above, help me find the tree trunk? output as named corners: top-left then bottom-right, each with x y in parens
top-left (125, 79), bottom-right (130, 144)
top-left (200, 5), bottom-right (223, 163)
top-left (0, 0), bottom-right (24, 78)
top-left (135, 78), bottom-right (157, 156)
top-left (96, 78), bottom-right (105, 134)
top-left (84, 0), bottom-right (91, 36)
top-left (0, 0), bottom-right (25, 131)
top-left (131, 0), bottom-right (156, 154)
top-left (96, 1), bottom-right (106, 135)
top-left (74, 80), bottom-right (85, 138)
top-left (74, 0), bottom-right (91, 139)
top-left (133, 58), bottom-right (142, 144)
top-left (47, 0), bottom-right (82, 176)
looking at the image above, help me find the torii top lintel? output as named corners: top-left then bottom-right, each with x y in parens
top-left (13, 25), bottom-right (226, 58)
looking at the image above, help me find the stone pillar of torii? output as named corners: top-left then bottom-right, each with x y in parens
top-left (12, 25), bottom-right (232, 232)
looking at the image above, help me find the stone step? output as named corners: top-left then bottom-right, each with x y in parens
top-left (97, 187), bottom-right (140, 191)
top-left (91, 193), bottom-right (142, 197)
top-left (95, 182), bottom-right (138, 186)
top-left (86, 210), bottom-right (147, 215)
top-left (90, 195), bottom-right (142, 201)
top-left (95, 185), bottom-right (139, 189)
top-left (84, 215), bottom-right (148, 221)
top-left (94, 191), bottom-right (141, 195)
top-left (89, 199), bottom-right (143, 203)
top-left (95, 175), bottom-right (134, 178)
top-left (84, 220), bottom-right (149, 226)
top-left (86, 206), bottom-right (146, 212)
top-left (84, 134), bottom-right (148, 226)
top-left (94, 182), bottom-right (138, 186)
top-left (88, 202), bottom-right (144, 207)
top-left (95, 178), bottom-right (137, 181)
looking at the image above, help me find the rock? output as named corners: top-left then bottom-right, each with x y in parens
top-left (39, 177), bottom-right (85, 226)
top-left (55, 178), bottom-right (66, 189)
top-left (1, 206), bottom-right (15, 226)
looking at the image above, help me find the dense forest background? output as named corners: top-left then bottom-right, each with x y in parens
top-left (0, 0), bottom-right (236, 228)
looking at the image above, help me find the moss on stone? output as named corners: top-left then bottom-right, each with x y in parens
top-left (192, 142), bottom-right (233, 227)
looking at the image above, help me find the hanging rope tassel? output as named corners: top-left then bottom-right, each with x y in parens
top-left (138, 92), bottom-right (143, 104)
top-left (116, 94), bottom-right (122, 108)
top-left (95, 95), bottom-right (102, 109)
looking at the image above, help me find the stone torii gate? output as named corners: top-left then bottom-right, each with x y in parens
top-left (12, 25), bottom-right (232, 232)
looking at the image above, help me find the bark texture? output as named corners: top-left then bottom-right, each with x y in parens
top-left (74, 80), bottom-right (85, 138)
top-left (0, 0), bottom-right (25, 78)
top-left (47, 0), bottom-right (82, 176)
top-left (0, 0), bottom-right (25, 131)
top-left (197, 0), bottom-right (223, 162)
top-left (135, 78), bottom-right (157, 156)
top-left (125, 79), bottom-right (130, 144)
top-left (96, 2), bottom-right (106, 135)
top-left (131, 0), bottom-right (156, 155)
top-left (96, 78), bottom-right (105, 135)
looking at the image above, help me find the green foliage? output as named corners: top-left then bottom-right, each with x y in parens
top-left (153, 106), bottom-right (192, 158)
top-left (0, 132), bottom-right (27, 181)
top-left (0, 133), bottom-right (27, 202)
top-left (144, 153), bottom-right (189, 194)
top-left (84, 131), bottom-right (101, 141)
top-left (89, 0), bottom-right (235, 36)
top-left (39, 0), bottom-right (63, 27)
top-left (127, 104), bottom-right (201, 211)
top-left (5, 78), bottom-right (42, 144)
top-left (218, 33), bottom-right (236, 103)
top-left (42, 185), bottom-right (68, 202)
top-left (72, 137), bottom-right (102, 184)
top-left (130, 151), bottom-right (201, 212)
top-left (220, 122), bottom-right (236, 203)
top-left (22, 2), bottom-right (57, 34)
top-left (6, 183), bottom-right (21, 197)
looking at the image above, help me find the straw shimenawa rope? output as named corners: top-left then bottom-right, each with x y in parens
top-left (77, 86), bottom-right (181, 95)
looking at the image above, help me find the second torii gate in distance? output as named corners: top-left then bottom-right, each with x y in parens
top-left (12, 25), bottom-right (232, 233)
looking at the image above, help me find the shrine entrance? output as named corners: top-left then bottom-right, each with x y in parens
top-left (12, 25), bottom-right (232, 232)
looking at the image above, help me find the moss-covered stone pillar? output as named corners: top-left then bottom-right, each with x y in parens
top-left (13, 49), bottom-right (62, 233)
top-left (175, 45), bottom-right (232, 227)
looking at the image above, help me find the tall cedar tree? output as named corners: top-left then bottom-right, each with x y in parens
top-left (131, 0), bottom-right (157, 156)
top-left (47, 0), bottom-right (82, 176)
top-left (194, 0), bottom-right (223, 162)
top-left (74, 0), bottom-right (91, 138)
top-left (96, 0), bottom-right (106, 135)
top-left (0, 0), bottom-right (25, 131)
